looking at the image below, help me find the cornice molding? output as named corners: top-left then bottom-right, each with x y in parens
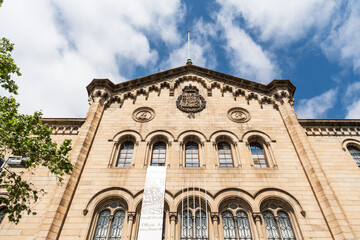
top-left (86, 65), bottom-right (296, 108)
top-left (42, 118), bottom-right (85, 135)
top-left (299, 119), bottom-right (360, 136)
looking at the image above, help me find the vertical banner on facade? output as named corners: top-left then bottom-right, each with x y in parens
top-left (137, 166), bottom-right (167, 240)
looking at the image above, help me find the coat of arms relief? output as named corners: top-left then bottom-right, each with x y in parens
top-left (176, 85), bottom-right (206, 118)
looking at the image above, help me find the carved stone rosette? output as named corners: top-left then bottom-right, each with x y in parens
top-left (176, 85), bottom-right (206, 118)
top-left (132, 107), bottom-right (155, 123)
top-left (227, 107), bottom-right (251, 123)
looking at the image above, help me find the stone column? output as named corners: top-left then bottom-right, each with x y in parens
top-left (126, 212), bottom-right (135, 240)
top-left (169, 212), bottom-right (177, 240)
top-left (253, 213), bottom-right (263, 239)
top-left (211, 213), bottom-right (220, 240)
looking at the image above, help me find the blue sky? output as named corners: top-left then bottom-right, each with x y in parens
top-left (1, 0), bottom-right (360, 119)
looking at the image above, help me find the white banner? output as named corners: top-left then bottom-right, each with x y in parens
top-left (137, 166), bottom-right (167, 240)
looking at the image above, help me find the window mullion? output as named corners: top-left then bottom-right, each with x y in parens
top-left (274, 215), bottom-right (283, 240)
top-left (233, 215), bottom-right (239, 240)
top-left (192, 213), bottom-right (195, 240)
top-left (106, 213), bottom-right (114, 240)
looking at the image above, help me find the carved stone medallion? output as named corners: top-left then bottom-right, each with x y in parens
top-left (132, 107), bottom-right (155, 122)
top-left (176, 85), bottom-right (206, 118)
top-left (227, 107), bottom-right (251, 123)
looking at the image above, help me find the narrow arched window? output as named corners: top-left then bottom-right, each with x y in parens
top-left (278, 211), bottom-right (296, 239)
top-left (347, 146), bottom-right (360, 167)
top-left (195, 210), bottom-right (208, 239)
top-left (263, 211), bottom-right (280, 240)
top-left (94, 210), bottom-right (111, 240)
top-left (185, 142), bottom-right (199, 167)
top-left (250, 142), bottom-right (268, 168)
top-left (236, 211), bottom-right (252, 239)
top-left (117, 142), bottom-right (134, 167)
top-left (181, 210), bottom-right (193, 239)
top-left (218, 142), bottom-right (233, 168)
top-left (222, 211), bottom-right (236, 240)
top-left (151, 142), bottom-right (166, 166)
top-left (109, 210), bottom-right (125, 239)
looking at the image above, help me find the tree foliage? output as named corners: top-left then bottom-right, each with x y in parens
top-left (0, 35), bottom-right (73, 223)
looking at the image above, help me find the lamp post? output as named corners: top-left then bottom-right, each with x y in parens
top-left (0, 156), bottom-right (28, 172)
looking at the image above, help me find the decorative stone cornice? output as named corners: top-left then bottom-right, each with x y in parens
top-left (299, 119), bottom-right (360, 136)
top-left (42, 118), bottom-right (85, 135)
top-left (86, 64), bottom-right (296, 109)
top-left (88, 87), bottom-right (112, 106)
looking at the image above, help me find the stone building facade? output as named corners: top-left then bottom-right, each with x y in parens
top-left (1, 64), bottom-right (360, 239)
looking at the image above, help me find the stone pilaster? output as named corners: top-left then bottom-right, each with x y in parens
top-left (45, 88), bottom-right (110, 240)
top-left (277, 94), bottom-right (356, 239)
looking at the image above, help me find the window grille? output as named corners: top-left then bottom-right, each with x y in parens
top-left (94, 210), bottom-right (111, 240)
top-left (185, 142), bottom-right (199, 167)
top-left (117, 142), bottom-right (134, 167)
top-left (218, 142), bottom-right (233, 168)
top-left (348, 146), bottom-right (360, 167)
top-left (222, 211), bottom-right (237, 240)
top-left (250, 142), bottom-right (268, 168)
top-left (151, 142), bottom-right (166, 166)
top-left (221, 210), bottom-right (252, 240)
top-left (278, 211), bottom-right (296, 240)
top-left (92, 202), bottom-right (126, 240)
top-left (263, 210), bottom-right (296, 240)
top-left (181, 208), bottom-right (208, 239)
top-left (236, 211), bottom-right (252, 240)
top-left (108, 211), bottom-right (125, 240)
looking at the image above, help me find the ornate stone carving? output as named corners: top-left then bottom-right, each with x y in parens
top-left (132, 107), bottom-right (155, 123)
top-left (176, 85), bottom-right (206, 118)
top-left (227, 107), bottom-right (251, 123)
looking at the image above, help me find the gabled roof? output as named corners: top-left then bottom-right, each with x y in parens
top-left (86, 64), bottom-right (296, 97)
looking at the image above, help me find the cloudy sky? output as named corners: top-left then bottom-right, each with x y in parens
top-left (1, 0), bottom-right (360, 119)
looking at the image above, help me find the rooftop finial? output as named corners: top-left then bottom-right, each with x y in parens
top-left (186, 30), bottom-right (192, 65)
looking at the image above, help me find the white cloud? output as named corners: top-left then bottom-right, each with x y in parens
top-left (215, 3), bottom-right (279, 83)
top-left (321, 1), bottom-right (360, 73)
top-left (346, 101), bottom-right (360, 119)
top-left (296, 89), bottom-right (337, 119)
top-left (0, 0), bottom-right (184, 117)
top-left (216, 0), bottom-right (336, 46)
top-left (344, 81), bottom-right (360, 118)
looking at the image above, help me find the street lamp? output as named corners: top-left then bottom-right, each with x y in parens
top-left (0, 156), bottom-right (29, 172)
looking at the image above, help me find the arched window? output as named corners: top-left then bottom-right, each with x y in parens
top-left (185, 142), bottom-right (199, 167)
top-left (263, 211), bottom-right (280, 240)
top-left (181, 203), bottom-right (208, 239)
top-left (151, 142), bottom-right (166, 166)
top-left (262, 204), bottom-right (296, 240)
top-left (278, 211), bottom-right (296, 239)
top-left (0, 207), bottom-right (5, 224)
top-left (218, 142), bottom-right (233, 168)
top-left (347, 146), bottom-right (360, 167)
top-left (117, 141), bottom-right (134, 167)
top-left (92, 201), bottom-right (126, 240)
top-left (250, 142), bottom-right (268, 168)
top-left (221, 204), bottom-right (252, 240)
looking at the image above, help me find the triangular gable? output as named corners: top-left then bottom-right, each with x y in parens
top-left (86, 64), bottom-right (295, 107)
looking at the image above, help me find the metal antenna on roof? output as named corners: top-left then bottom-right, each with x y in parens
top-left (186, 30), bottom-right (193, 65)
